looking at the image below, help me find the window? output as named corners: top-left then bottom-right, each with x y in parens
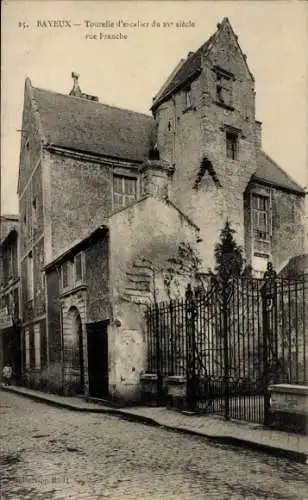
top-left (2, 243), bottom-right (16, 283)
top-left (184, 88), bottom-right (192, 109)
top-left (113, 175), bottom-right (137, 211)
top-left (25, 328), bottom-right (30, 370)
top-left (216, 71), bottom-right (233, 108)
top-left (74, 253), bottom-right (84, 283)
top-left (34, 324), bottom-right (41, 370)
top-left (27, 252), bottom-right (34, 301)
top-left (62, 261), bottom-right (70, 289)
top-left (38, 248), bottom-right (45, 289)
top-left (32, 197), bottom-right (38, 229)
top-left (252, 194), bottom-right (270, 240)
top-left (226, 132), bottom-right (238, 160)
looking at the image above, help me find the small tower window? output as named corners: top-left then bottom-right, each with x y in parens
top-left (184, 87), bottom-right (192, 109)
top-left (226, 131), bottom-right (239, 160)
top-left (214, 67), bottom-right (234, 109)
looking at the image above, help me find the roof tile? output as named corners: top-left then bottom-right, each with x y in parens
top-left (254, 151), bottom-right (305, 194)
top-left (32, 87), bottom-right (155, 162)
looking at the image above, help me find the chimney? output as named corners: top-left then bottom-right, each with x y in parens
top-left (140, 160), bottom-right (172, 200)
top-left (69, 72), bottom-right (99, 101)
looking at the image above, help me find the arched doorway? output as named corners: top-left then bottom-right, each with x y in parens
top-left (67, 307), bottom-right (85, 394)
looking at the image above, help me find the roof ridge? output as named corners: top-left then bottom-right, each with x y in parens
top-left (32, 85), bottom-right (153, 120)
top-left (259, 150), bottom-right (305, 192)
top-left (1, 214), bottom-right (19, 220)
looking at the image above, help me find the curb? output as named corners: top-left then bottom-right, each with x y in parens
top-left (2, 386), bottom-right (307, 465)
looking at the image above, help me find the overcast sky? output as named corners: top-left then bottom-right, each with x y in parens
top-left (1, 0), bottom-right (307, 214)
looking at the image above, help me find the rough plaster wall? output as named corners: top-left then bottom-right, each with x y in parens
top-left (85, 236), bottom-right (110, 323)
top-left (271, 189), bottom-right (305, 269)
top-left (108, 324), bottom-right (146, 401)
top-left (19, 158), bottom-right (45, 324)
top-left (44, 151), bottom-right (112, 262)
top-left (46, 269), bottom-right (61, 386)
top-left (109, 197), bottom-right (198, 310)
top-left (18, 85), bottom-right (42, 196)
top-left (107, 197), bottom-right (198, 399)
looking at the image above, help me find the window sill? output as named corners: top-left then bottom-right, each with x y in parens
top-left (226, 156), bottom-right (239, 162)
top-left (60, 283), bottom-right (88, 298)
top-left (214, 101), bottom-right (234, 112)
top-left (182, 105), bottom-right (196, 114)
top-left (254, 238), bottom-right (271, 243)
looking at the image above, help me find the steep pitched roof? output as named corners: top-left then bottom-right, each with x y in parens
top-left (151, 37), bottom-right (214, 111)
top-left (31, 84), bottom-right (155, 162)
top-left (152, 17), bottom-right (252, 111)
top-left (43, 225), bottom-right (108, 271)
top-left (253, 151), bottom-right (305, 195)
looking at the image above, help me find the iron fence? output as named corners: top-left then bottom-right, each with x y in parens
top-left (145, 270), bottom-right (308, 424)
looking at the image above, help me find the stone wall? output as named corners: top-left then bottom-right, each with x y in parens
top-left (271, 188), bottom-right (305, 269)
top-left (85, 234), bottom-right (110, 323)
top-left (155, 21), bottom-right (258, 270)
top-left (268, 384), bottom-right (308, 435)
top-left (108, 196), bottom-right (199, 400)
top-left (43, 150), bottom-right (113, 263)
top-left (154, 20), bottom-right (305, 272)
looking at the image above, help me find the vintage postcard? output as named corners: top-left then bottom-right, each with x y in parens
top-left (1, 1), bottom-right (307, 499)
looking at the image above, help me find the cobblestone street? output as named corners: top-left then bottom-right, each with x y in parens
top-left (0, 392), bottom-right (307, 499)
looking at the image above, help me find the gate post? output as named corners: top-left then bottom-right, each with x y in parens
top-left (262, 262), bottom-right (277, 426)
top-left (186, 284), bottom-right (196, 411)
top-left (155, 303), bottom-right (163, 405)
top-left (222, 281), bottom-right (230, 420)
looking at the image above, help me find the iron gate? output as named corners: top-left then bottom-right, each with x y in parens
top-left (145, 268), bottom-right (308, 424)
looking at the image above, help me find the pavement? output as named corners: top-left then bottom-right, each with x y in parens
top-left (1, 384), bottom-right (307, 465)
top-left (2, 389), bottom-right (307, 499)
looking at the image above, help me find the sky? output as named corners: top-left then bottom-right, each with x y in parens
top-left (1, 0), bottom-right (307, 214)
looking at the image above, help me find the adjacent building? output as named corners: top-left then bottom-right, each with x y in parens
top-left (0, 215), bottom-right (21, 382)
top-left (16, 18), bottom-right (306, 400)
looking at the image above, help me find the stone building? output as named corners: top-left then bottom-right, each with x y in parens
top-left (16, 18), bottom-right (305, 399)
top-left (0, 215), bottom-right (21, 382)
top-left (151, 17), bottom-right (305, 276)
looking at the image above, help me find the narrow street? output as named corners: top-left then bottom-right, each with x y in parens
top-left (0, 391), bottom-right (307, 500)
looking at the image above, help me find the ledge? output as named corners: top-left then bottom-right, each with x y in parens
top-left (60, 284), bottom-right (88, 298)
top-left (166, 376), bottom-right (186, 384)
top-left (214, 101), bottom-right (234, 112)
top-left (140, 374), bottom-right (158, 381)
top-left (269, 384), bottom-right (308, 396)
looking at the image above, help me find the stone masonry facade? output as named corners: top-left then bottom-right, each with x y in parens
top-left (14, 17), bottom-right (306, 400)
